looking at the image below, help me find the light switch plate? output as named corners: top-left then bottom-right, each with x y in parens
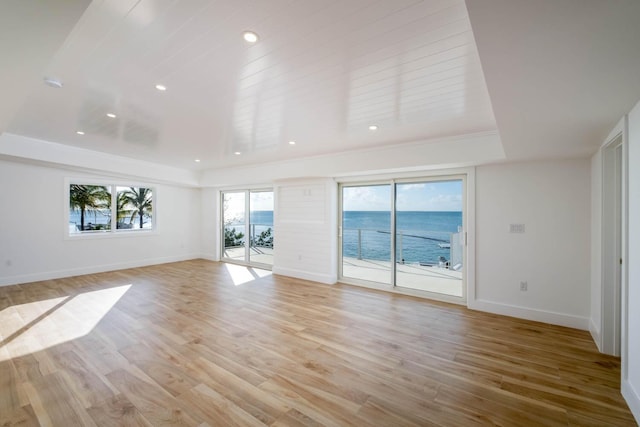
top-left (509, 223), bottom-right (525, 233)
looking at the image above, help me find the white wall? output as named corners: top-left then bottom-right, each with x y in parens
top-left (472, 159), bottom-right (591, 329)
top-left (590, 149), bottom-right (603, 347)
top-left (0, 133), bottom-right (199, 186)
top-left (200, 187), bottom-right (219, 261)
top-left (204, 160), bottom-right (592, 329)
top-left (624, 100), bottom-right (640, 420)
top-left (0, 159), bottom-right (202, 286)
top-left (272, 179), bottom-right (338, 284)
top-left (201, 132), bottom-right (504, 186)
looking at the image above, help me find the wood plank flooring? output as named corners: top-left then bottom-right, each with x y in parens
top-left (0, 259), bottom-right (636, 426)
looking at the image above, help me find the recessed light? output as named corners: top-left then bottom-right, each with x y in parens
top-left (106, 113), bottom-right (116, 118)
top-left (76, 131), bottom-right (85, 135)
top-left (243, 31), bottom-right (259, 43)
top-left (234, 151), bottom-right (241, 155)
top-left (195, 159), bottom-right (201, 163)
top-left (43, 77), bottom-right (63, 88)
top-left (288, 140), bottom-right (296, 145)
top-left (369, 125), bottom-right (378, 131)
top-left (155, 84), bottom-right (167, 91)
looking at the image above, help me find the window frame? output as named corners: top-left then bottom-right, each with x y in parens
top-left (65, 178), bottom-right (157, 239)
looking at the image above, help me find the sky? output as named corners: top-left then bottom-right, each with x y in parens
top-left (223, 181), bottom-right (462, 214)
top-left (224, 191), bottom-right (274, 219)
top-left (343, 180), bottom-right (462, 211)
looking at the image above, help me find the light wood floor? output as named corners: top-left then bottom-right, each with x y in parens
top-left (0, 260), bottom-right (636, 426)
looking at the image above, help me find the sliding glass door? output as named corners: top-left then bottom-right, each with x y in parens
top-left (340, 177), bottom-right (465, 300)
top-left (222, 190), bottom-right (274, 267)
top-left (341, 185), bottom-right (392, 285)
top-left (222, 191), bottom-right (246, 262)
top-left (395, 180), bottom-right (464, 297)
top-left (249, 191), bottom-right (274, 266)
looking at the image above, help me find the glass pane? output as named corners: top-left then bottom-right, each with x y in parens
top-left (341, 185), bottom-right (391, 285)
top-left (249, 191), bottom-right (274, 266)
top-left (395, 180), bottom-right (463, 296)
top-left (222, 192), bottom-right (246, 261)
top-left (69, 185), bottom-right (112, 234)
top-left (117, 187), bottom-right (153, 230)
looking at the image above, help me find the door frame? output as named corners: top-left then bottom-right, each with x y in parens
top-left (338, 180), bottom-right (393, 287)
top-left (600, 118), bottom-right (628, 357)
top-left (220, 188), bottom-right (274, 269)
top-left (336, 168), bottom-right (475, 305)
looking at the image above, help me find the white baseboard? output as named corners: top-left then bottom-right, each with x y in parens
top-left (589, 318), bottom-right (603, 352)
top-left (0, 254), bottom-right (202, 287)
top-left (199, 254), bottom-right (219, 262)
top-left (271, 266), bottom-right (336, 285)
top-left (468, 298), bottom-right (589, 330)
top-left (623, 380), bottom-right (640, 425)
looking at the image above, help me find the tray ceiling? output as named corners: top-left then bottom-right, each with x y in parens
top-left (4, 0), bottom-right (496, 171)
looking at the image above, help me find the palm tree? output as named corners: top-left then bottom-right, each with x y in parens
top-left (120, 187), bottom-right (153, 229)
top-left (69, 185), bottom-right (110, 231)
top-left (116, 191), bottom-right (133, 229)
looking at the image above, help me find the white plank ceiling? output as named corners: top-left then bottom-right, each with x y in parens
top-left (5, 0), bottom-right (496, 171)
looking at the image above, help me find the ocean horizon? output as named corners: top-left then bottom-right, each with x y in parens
top-left (226, 210), bottom-right (462, 265)
top-left (342, 211), bottom-right (462, 264)
top-left (69, 210), bottom-right (147, 229)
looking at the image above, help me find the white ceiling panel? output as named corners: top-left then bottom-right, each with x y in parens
top-left (0, 0), bottom-right (91, 133)
top-left (466, 0), bottom-right (640, 160)
top-left (6, 0), bottom-right (496, 170)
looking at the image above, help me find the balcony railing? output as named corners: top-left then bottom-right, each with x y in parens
top-left (343, 228), bottom-right (463, 270)
top-left (224, 223), bottom-right (274, 249)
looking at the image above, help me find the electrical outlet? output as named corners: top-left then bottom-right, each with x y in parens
top-left (520, 281), bottom-right (528, 291)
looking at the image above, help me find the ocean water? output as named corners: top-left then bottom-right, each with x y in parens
top-left (250, 210), bottom-right (273, 228)
top-left (229, 210), bottom-right (461, 264)
top-left (342, 211), bottom-right (462, 264)
top-left (69, 210), bottom-right (148, 229)
top-left (69, 210), bottom-right (111, 226)
top-left (225, 211), bottom-right (274, 241)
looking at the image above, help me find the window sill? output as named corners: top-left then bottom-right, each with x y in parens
top-left (65, 229), bottom-right (157, 240)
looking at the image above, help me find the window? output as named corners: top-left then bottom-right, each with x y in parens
top-left (68, 183), bottom-right (154, 235)
top-left (116, 186), bottom-right (153, 230)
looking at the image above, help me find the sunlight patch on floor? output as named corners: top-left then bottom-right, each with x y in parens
top-left (0, 296), bottom-right (69, 342)
top-left (224, 263), bottom-right (272, 286)
top-left (0, 284), bottom-right (131, 361)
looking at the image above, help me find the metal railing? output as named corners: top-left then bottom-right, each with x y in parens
top-left (343, 228), bottom-right (462, 268)
top-left (224, 223), bottom-right (274, 248)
